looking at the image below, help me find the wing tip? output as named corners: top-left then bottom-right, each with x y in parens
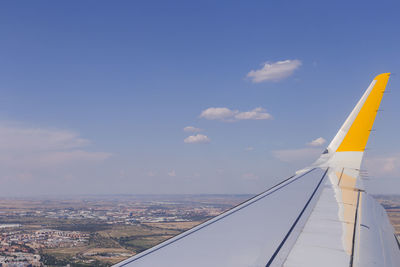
top-left (374, 73), bottom-right (391, 81)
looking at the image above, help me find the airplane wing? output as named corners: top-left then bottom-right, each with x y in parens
top-left (114, 73), bottom-right (400, 267)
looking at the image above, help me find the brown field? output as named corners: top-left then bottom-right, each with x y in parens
top-left (143, 221), bottom-right (203, 230)
top-left (98, 224), bottom-right (181, 238)
top-left (83, 248), bottom-right (134, 265)
top-left (43, 247), bottom-right (88, 257)
top-left (386, 210), bottom-right (400, 234)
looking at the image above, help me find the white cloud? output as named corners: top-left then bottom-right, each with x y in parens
top-left (184, 134), bottom-right (210, 144)
top-left (365, 153), bottom-right (400, 177)
top-left (273, 148), bottom-right (322, 163)
top-left (242, 173), bottom-right (259, 180)
top-left (0, 124), bottom-right (89, 152)
top-left (0, 122), bottom-right (111, 170)
top-left (183, 126), bottom-right (203, 132)
top-left (199, 107), bottom-right (236, 120)
top-left (308, 137), bottom-right (326, 147)
top-left (200, 107), bottom-right (272, 122)
top-left (247, 59), bottom-right (302, 83)
top-left (245, 146), bottom-right (254, 151)
top-left (168, 170), bottom-right (176, 177)
top-left (234, 107), bottom-right (273, 120)
top-left (273, 138), bottom-right (327, 164)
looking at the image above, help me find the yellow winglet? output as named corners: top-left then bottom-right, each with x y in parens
top-left (336, 73), bottom-right (390, 152)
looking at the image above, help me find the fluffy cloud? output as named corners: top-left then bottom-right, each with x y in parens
top-left (199, 107), bottom-right (236, 120)
top-left (183, 126), bottom-right (203, 132)
top-left (308, 137), bottom-right (326, 147)
top-left (200, 107), bottom-right (272, 122)
top-left (247, 59), bottom-right (302, 83)
top-left (245, 146), bottom-right (254, 151)
top-left (234, 107), bottom-right (273, 120)
top-left (184, 134), bottom-right (210, 144)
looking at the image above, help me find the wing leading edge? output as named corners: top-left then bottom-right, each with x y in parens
top-left (115, 168), bottom-right (328, 267)
top-left (114, 73), bottom-right (399, 267)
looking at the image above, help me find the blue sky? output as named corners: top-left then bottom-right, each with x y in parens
top-left (0, 1), bottom-right (399, 196)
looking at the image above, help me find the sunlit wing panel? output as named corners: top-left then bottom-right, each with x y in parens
top-left (115, 168), bottom-right (328, 267)
top-left (115, 73), bottom-right (400, 266)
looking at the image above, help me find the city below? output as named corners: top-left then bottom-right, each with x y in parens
top-left (0, 194), bottom-right (399, 266)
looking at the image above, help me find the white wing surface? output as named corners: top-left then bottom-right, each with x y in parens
top-left (115, 73), bottom-right (399, 267)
